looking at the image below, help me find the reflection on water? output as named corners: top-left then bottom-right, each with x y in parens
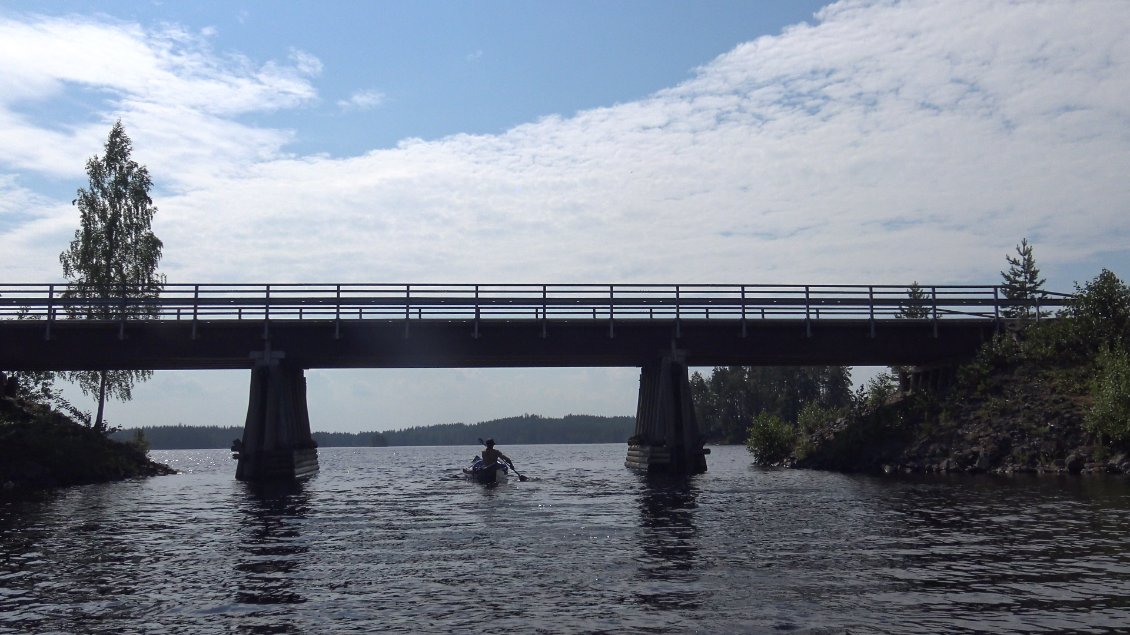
top-left (634, 475), bottom-right (701, 611)
top-left (235, 481), bottom-right (310, 611)
top-left (1, 445), bottom-right (1129, 634)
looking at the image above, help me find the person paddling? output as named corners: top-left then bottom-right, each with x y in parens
top-left (480, 438), bottom-right (528, 481)
top-left (481, 438), bottom-right (512, 471)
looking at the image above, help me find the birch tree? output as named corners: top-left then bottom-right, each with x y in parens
top-left (59, 121), bottom-right (164, 431)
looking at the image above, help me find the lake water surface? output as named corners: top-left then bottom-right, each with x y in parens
top-left (2, 444), bottom-right (1129, 634)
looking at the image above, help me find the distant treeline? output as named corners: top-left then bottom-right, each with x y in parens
top-left (110, 414), bottom-right (635, 450)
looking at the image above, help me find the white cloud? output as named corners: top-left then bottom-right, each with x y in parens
top-left (4, 0), bottom-right (1130, 429)
top-left (0, 15), bottom-right (318, 181)
top-left (6, 1), bottom-right (1129, 287)
top-left (337, 89), bottom-right (386, 112)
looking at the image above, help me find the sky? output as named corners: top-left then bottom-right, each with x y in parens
top-left (1, 0), bottom-right (1128, 433)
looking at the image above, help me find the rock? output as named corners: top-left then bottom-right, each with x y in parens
top-left (1065, 453), bottom-right (1085, 474)
top-left (975, 450), bottom-right (992, 472)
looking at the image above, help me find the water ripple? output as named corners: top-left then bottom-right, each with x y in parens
top-left (2, 445), bottom-right (1130, 633)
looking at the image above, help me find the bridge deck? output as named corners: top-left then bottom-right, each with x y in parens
top-left (0, 283), bottom-right (1066, 371)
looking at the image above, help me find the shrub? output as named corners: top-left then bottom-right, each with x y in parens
top-left (746, 411), bottom-right (794, 465)
top-left (861, 372), bottom-right (899, 411)
top-left (1064, 269), bottom-right (1130, 353)
top-left (1086, 347), bottom-right (1130, 445)
top-left (797, 402), bottom-right (839, 434)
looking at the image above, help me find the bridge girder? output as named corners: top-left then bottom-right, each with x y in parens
top-left (0, 317), bottom-right (997, 372)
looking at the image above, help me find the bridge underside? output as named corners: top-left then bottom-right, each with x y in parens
top-left (0, 318), bottom-right (996, 371)
top-left (0, 317), bottom-right (998, 478)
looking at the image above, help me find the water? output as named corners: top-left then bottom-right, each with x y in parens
top-left (2, 444), bottom-right (1129, 634)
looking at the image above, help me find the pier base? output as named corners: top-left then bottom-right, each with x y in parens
top-left (235, 356), bottom-right (319, 481)
top-left (626, 355), bottom-right (708, 474)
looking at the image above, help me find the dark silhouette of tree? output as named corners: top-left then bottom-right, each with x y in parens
top-left (1001, 238), bottom-right (1046, 319)
top-left (59, 121), bottom-right (164, 432)
top-left (691, 366), bottom-right (852, 443)
top-left (898, 281), bottom-right (931, 319)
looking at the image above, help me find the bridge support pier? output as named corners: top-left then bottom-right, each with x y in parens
top-left (897, 361), bottom-right (959, 395)
top-left (235, 356), bottom-right (319, 481)
top-left (626, 355), bottom-right (708, 475)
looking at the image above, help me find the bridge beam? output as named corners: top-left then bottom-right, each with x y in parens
top-left (235, 353), bottom-right (318, 481)
top-left (626, 355), bottom-right (708, 475)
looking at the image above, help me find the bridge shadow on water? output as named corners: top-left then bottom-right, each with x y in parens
top-left (633, 473), bottom-right (703, 611)
top-left (232, 478), bottom-right (312, 630)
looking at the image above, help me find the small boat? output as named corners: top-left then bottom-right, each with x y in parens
top-left (462, 456), bottom-right (510, 484)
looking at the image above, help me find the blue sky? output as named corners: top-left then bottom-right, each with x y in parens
top-left (2, 0), bottom-right (1129, 432)
top-left (2, 1), bottom-right (829, 156)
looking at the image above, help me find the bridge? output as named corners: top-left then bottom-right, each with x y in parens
top-left (0, 282), bottom-right (1067, 478)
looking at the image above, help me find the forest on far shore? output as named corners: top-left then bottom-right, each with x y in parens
top-left (109, 414), bottom-right (635, 450)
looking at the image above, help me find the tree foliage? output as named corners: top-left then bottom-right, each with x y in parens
top-left (59, 121), bottom-right (164, 432)
top-left (898, 281), bottom-right (931, 319)
top-left (691, 366), bottom-right (852, 443)
top-left (1001, 238), bottom-right (1046, 319)
top-left (1086, 347), bottom-right (1130, 444)
top-left (1063, 269), bottom-right (1130, 352)
top-left (745, 412), bottom-right (794, 465)
top-left (111, 415), bottom-right (636, 449)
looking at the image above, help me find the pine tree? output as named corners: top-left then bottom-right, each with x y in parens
top-left (1000, 238), bottom-right (1046, 319)
top-left (59, 121), bottom-right (164, 432)
top-left (898, 281), bottom-right (931, 319)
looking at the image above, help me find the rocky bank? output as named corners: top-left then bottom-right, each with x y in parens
top-left (791, 362), bottom-right (1130, 476)
top-left (1, 393), bottom-right (175, 493)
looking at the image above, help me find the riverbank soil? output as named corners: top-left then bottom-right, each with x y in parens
top-left (1, 394), bottom-right (175, 492)
top-left (795, 359), bottom-right (1130, 476)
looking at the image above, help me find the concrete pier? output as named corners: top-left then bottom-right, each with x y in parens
top-left (626, 355), bottom-right (708, 474)
top-left (235, 353), bottom-right (319, 481)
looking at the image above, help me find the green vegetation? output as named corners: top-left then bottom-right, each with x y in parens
top-left (745, 412), bottom-right (793, 464)
top-left (1, 381), bottom-right (174, 491)
top-left (1000, 237), bottom-right (1046, 319)
top-left (729, 239), bottom-right (1130, 474)
top-left (1087, 347), bottom-right (1130, 444)
top-left (899, 281), bottom-right (931, 319)
top-left (690, 366), bottom-right (852, 444)
top-left (59, 121), bottom-right (164, 432)
top-left (110, 414), bottom-right (636, 449)
top-left (791, 265), bottom-right (1130, 474)
top-left (381, 413), bottom-right (634, 446)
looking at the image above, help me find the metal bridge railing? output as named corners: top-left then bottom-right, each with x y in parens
top-left (0, 282), bottom-right (1070, 324)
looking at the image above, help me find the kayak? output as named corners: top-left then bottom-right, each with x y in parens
top-left (463, 456), bottom-right (510, 484)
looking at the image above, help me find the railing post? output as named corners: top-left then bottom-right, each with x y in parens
top-left (118, 282), bottom-right (127, 340)
top-left (262, 284), bottom-right (270, 340)
top-left (932, 287), bottom-right (939, 338)
top-left (675, 285), bottom-right (681, 338)
top-left (473, 285), bottom-right (480, 339)
top-left (740, 285), bottom-right (747, 338)
top-left (192, 284), bottom-right (199, 340)
top-left (869, 285), bottom-right (875, 338)
top-left (993, 286), bottom-right (1001, 332)
top-left (334, 285), bottom-right (341, 339)
top-left (608, 284), bottom-right (615, 338)
top-left (404, 284), bottom-right (411, 339)
top-left (805, 286), bottom-right (812, 338)
top-left (45, 284), bottom-right (54, 341)
top-left (541, 284), bottom-right (547, 339)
